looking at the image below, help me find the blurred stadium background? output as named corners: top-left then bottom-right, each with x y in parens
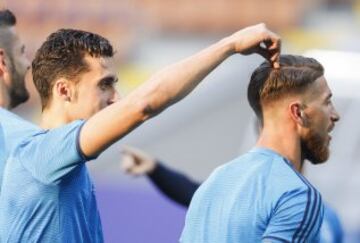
top-left (5, 0), bottom-right (360, 242)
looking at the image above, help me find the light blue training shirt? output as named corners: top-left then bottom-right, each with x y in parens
top-left (0, 115), bottom-right (103, 242)
top-left (0, 108), bottom-right (38, 194)
top-left (180, 147), bottom-right (324, 243)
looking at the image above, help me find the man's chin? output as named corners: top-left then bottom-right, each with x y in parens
top-left (308, 158), bottom-right (327, 165)
top-left (306, 149), bottom-right (329, 165)
top-left (10, 93), bottom-right (30, 108)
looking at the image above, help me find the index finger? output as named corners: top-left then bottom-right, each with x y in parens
top-left (263, 32), bottom-right (281, 69)
top-left (263, 30), bottom-right (281, 51)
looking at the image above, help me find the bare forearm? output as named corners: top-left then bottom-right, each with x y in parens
top-left (80, 24), bottom-right (281, 158)
top-left (81, 38), bottom-right (234, 158)
top-left (135, 38), bottom-right (234, 116)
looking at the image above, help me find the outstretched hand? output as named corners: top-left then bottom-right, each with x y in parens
top-left (120, 145), bottom-right (157, 176)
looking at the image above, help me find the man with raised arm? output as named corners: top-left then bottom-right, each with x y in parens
top-left (0, 24), bottom-right (280, 242)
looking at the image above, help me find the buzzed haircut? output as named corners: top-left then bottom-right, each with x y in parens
top-left (0, 9), bottom-right (16, 27)
top-left (0, 9), bottom-right (17, 54)
top-left (32, 29), bottom-right (114, 109)
top-left (247, 55), bottom-right (324, 122)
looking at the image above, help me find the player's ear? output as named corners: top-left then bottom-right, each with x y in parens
top-left (0, 49), bottom-right (10, 82)
top-left (289, 102), bottom-right (308, 127)
top-left (53, 78), bottom-right (75, 103)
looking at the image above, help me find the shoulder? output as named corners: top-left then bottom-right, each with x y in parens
top-left (16, 120), bottom-right (85, 149)
top-left (0, 109), bottom-right (32, 124)
top-left (265, 169), bottom-right (324, 242)
top-left (0, 109), bottom-right (38, 134)
top-left (269, 158), bottom-right (322, 209)
top-left (251, 150), bottom-right (323, 214)
top-left (0, 110), bottom-right (39, 153)
top-left (10, 120), bottom-right (89, 185)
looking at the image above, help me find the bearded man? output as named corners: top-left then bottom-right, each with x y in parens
top-left (180, 55), bottom-right (340, 243)
top-left (0, 9), bottom-right (36, 195)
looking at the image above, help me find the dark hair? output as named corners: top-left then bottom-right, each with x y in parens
top-left (247, 55), bottom-right (324, 122)
top-left (32, 29), bottom-right (114, 109)
top-left (0, 9), bottom-right (16, 27)
top-left (0, 9), bottom-right (17, 53)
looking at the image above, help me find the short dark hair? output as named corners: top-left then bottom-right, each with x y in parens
top-left (32, 29), bottom-right (114, 109)
top-left (0, 9), bottom-right (17, 54)
top-left (0, 9), bottom-right (16, 27)
top-left (247, 55), bottom-right (324, 122)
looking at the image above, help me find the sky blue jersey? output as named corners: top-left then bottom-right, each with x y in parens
top-left (0, 108), bottom-right (38, 194)
top-left (0, 119), bottom-right (103, 243)
top-left (180, 148), bottom-right (324, 243)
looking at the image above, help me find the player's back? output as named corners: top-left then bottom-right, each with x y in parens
top-left (180, 148), bottom-right (323, 243)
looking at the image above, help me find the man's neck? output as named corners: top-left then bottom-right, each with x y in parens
top-left (40, 105), bottom-right (69, 129)
top-left (0, 99), bottom-right (9, 109)
top-left (256, 123), bottom-right (302, 172)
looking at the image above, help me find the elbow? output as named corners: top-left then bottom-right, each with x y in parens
top-left (135, 82), bottom-right (173, 122)
top-left (141, 103), bottom-right (161, 121)
top-left (138, 95), bottom-right (169, 122)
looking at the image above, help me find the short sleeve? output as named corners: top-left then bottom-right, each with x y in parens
top-left (16, 120), bottom-right (92, 185)
top-left (262, 186), bottom-right (324, 243)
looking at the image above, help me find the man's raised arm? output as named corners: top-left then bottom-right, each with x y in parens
top-left (80, 23), bottom-right (281, 158)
